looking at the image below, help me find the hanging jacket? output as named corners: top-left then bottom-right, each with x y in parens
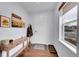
top-left (27, 25), bottom-right (33, 37)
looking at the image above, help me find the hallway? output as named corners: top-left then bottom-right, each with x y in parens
top-left (0, 2), bottom-right (78, 57)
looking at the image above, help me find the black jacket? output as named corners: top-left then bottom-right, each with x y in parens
top-left (27, 25), bottom-right (33, 37)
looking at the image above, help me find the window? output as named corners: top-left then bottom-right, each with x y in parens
top-left (59, 2), bottom-right (77, 53)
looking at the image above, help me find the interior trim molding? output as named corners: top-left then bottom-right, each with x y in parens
top-left (58, 2), bottom-right (66, 11)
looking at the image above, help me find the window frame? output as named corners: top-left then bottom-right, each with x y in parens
top-left (59, 2), bottom-right (77, 54)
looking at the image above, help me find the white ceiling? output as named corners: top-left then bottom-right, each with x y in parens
top-left (20, 2), bottom-right (58, 13)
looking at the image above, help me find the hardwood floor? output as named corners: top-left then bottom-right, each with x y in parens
top-left (17, 44), bottom-right (58, 57)
top-left (18, 49), bottom-right (53, 57)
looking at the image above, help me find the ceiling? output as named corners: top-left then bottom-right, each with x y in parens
top-left (20, 2), bottom-right (58, 13)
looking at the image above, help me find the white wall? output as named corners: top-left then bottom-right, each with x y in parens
top-left (29, 11), bottom-right (56, 45)
top-left (0, 2), bottom-right (29, 40)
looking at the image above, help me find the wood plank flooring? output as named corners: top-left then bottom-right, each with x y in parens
top-left (18, 49), bottom-right (53, 57)
top-left (17, 44), bottom-right (58, 57)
